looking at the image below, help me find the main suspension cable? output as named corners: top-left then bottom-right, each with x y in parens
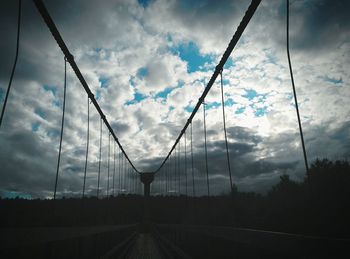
top-left (0, 0), bottom-right (21, 128)
top-left (154, 0), bottom-right (261, 174)
top-left (33, 0), bottom-right (261, 175)
top-left (32, 0), bottom-right (140, 173)
top-left (220, 70), bottom-right (234, 193)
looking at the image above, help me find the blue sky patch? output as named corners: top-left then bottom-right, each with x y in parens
top-left (185, 105), bottom-right (194, 113)
top-left (43, 85), bottom-right (57, 96)
top-left (32, 122), bottom-right (40, 132)
top-left (155, 87), bottom-right (173, 99)
top-left (47, 129), bottom-right (60, 138)
top-left (166, 33), bottom-right (173, 43)
top-left (262, 48), bottom-right (277, 65)
top-left (224, 98), bottom-right (236, 107)
top-left (34, 108), bottom-right (46, 119)
top-left (243, 89), bottom-right (258, 100)
top-left (254, 107), bottom-right (268, 117)
top-left (243, 89), bottom-right (268, 101)
top-left (2, 190), bottom-right (32, 199)
top-left (224, 57), bottom-right (235, 69)
top-left (242, 89), bottom-right (269, 117)
top-left (138, 0), bottom-right (150, 8)
top-left (53, 99), bottom-right (61, 107)
top-left (99, 77), bottom-right (109, 88)
top-left (325, 76), bottom-right (343, 85)
top-left (96, 89), bottom-right (101, 100)
top-left (137, 67), bottom-right (148, 79)
top-left (235, 106), bottom-right (245, 114)
top-left (205, 101), bottom-right (220, 110)
top-left (170, 41), bottom-right (212, 73)
top-left (222, 78), bottom-right (230, 85)
top-left (129, 76), bottom-right (136, 87)
top-left (266, 52), bottom-right (277, 65)
top-left (126, 91), bottom-right (148, 105)
top-left (42, 85), bottom-right (61, 107)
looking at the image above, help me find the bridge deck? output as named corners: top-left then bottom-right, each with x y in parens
top-left (2, 224), bottom-right (349, 258)
top-left (126, 233), bottom-right (162, 259)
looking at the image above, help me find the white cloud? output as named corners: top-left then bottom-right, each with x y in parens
top-left (0, 0), bottom-right (349, 197)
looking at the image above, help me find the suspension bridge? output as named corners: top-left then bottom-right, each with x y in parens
top-left (1, 0), bottom-right (349, 258)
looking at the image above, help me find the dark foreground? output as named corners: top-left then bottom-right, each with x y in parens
top-left (1, 158), bottom-right (350, 258)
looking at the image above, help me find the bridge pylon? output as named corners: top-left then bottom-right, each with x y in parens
top-left (140, 172), bottom-right (154, 197)
top-left (139, 172), bottom-right (154, 233)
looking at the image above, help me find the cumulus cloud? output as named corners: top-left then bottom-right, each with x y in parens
top-left (0, 0), bottom-right (349, 198)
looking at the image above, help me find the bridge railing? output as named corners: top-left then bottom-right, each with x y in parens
top-left (0, 224), bottom-right (137, 259)
top-left (155, 223), bottom-right (350, 258)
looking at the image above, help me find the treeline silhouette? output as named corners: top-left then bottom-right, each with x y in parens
top-left (1, 158), bottom-right (349, 238)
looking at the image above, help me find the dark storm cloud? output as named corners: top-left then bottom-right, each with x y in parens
top-left (0, 130), bottom-right (56, 197)
top-left (329, 121), bottom-right (350, 146)
top-left (303, 120), bottom-right (350, 161)
top-left (265, 0), bottom-right (350, 51)
top-left (0, 0), bottom-right (348, 198)
top-left (0, 1), bottom-right (63, 83)
top-left (136, 125), bottom-right (259, 173)
top-left (139, 125), bottom-right (301, 194)
top-left (0, 1), bottom-right (19, 79)
top-left (111, 121), bottom-right (130, 135)
top-left (206, 140), bottom-right (255, 156)
top-left (290, 0), bottom-right (350, 50)
top-left (0, 128), bottom-right (96, 198)
top-left (172, 0), bottom-right (245, 29)
top-left (226, 126), bottom-right (262, 144)
top-left (243, 159), bottom-right (297, 177)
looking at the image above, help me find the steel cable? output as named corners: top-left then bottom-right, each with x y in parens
top-left (203, 103), bottom-right (210, 197)
top-left (97, 118), bottom-right (102, 198)
top-left (113, 141), bottom-right (116, 196)
top-left (154, 0), bottom-right (261, 173)
top-left (82, 97), bottom-right (90, 198)
top-left (107, 133), bottom-right (110, 197)
top-left (220, 70), bottom-right (234, 194)
top-left (184, 131), bottom-right (188, 196)
top-left (53, 57), bottom-right (67, 200)
top-left (286, 0), bottom-right (311, 189)
top-left (0, 0), bottom-right (22, 128)
top-left (191, 123), bottom-right (195, 197)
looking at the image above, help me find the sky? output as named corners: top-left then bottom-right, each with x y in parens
top-left (0, 0), bottom-right (349, 199)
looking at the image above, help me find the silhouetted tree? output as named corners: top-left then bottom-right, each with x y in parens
top-left (307, 158), bottom-right (350, 199)
top-left (1, 159), bottom-right (349, 238)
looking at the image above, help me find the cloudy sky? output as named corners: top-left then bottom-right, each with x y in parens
top-left (0, 0), bottom-right (349, 199)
